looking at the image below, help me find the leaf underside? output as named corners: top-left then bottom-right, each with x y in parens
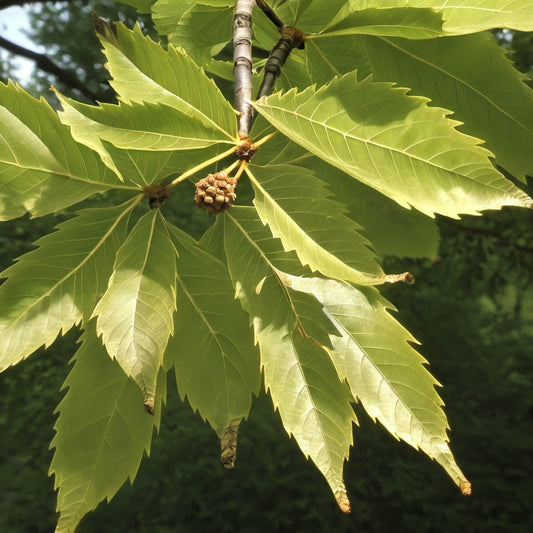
top-left (50, 325), bottom-right (166, 533)
top-left (7, 4), bottom-right (533, 529)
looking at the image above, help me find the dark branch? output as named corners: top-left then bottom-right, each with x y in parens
top-left (255, 0), bottom-right (285, 31)
top-left (0, 0), bottom-right (88, 9)
top-left (256, 27), bottom-right (305, 100)
top-left (0, 35), bottom-right (100, 102)
top-left (233, 0), bottom-right (254, 139)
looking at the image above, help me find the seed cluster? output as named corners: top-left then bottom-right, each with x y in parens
top-left (195, 171), bottom-right (237, 214)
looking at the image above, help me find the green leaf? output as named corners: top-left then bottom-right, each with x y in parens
top-left (360, 33), bottom-right (533, 181)
top-left (50, 325), bottom-right (166, 533)
top-left (0, 81), bottom-right (121, 220)
top-left (152, 0), bottom-right (234, 68)
top-left (304, 157), bottom-right (440, 259)
top-left (317, 7), bottom-right (445, 39)
top-left (218, 207), bottom-right (356, 511)
top-left (164, 224), bottom-right (260, 435)
top-left (246, 134), bottom-right (437, 266)
top-left (282, 274), bottom-right (471, 494)
top-left (253, 72), bottom-right (532, 218)
top-left (246, 164), bottom-right (385, 284)
top-left (98, 23), bottom-right (237, 140)
top-left (0, 201), bottom-right (135, 371)
top-left (338, 0), bottom-right (533, 34)
top-left (93, 209), bottom-right (177, 402)
top-left (56, 93), bottom-right (232, 186)
top-left (58, 95), bottom-right (232, 152)
top-left (276, 0), bottom-right (349, 34)
top-left (305, 35), bottom-right (373, 86)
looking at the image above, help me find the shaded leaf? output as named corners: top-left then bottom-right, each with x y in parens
top-left (93, 209), bottom-right (176, 402)
top-left (282, 273), bottom-right (471, 493)
top-left (254, 72), bottom-right (532, 218)
top-left (276, 0), bottom-right (349, 34)
top-left (0, 201), bottom-right (136, 371)
top-left (50, 325), bottom-right (166, 533)
top-left (306, 158), bottom-right (440, 259)
top-left (361, 32), bottom-right (533, 181)
top-left (164, 224), bottom-right (260, 435)
top-left (152, 0), bottom-right (234, 69)
top-left (304, 35), bottom-right (373, 86)
top-left (0, 81), bottom-right (121, 220)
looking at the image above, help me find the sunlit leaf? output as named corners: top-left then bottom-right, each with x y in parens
top-left (361, 32), bottom-right (533, 181)
top-left (216, 207), bottom-right (356, 512)
top-left (281, 273), bottom-right (471, 494)
top-left (0, 81), bottom-right (121, 220)
top-left (317, 7), bottom-right (444, 39)
top-left (247, 164), bottom-right (384, 284)
top-left (97, 22), bottom-right (237, 140)
top-left (93, 208), bottom-right (176, 402)
top-left (336, 0), bottom-right (533, 34)
top-left (0, 201), bottom-right (135, 371)
top-left (254, 72), bottom-right (532, 218)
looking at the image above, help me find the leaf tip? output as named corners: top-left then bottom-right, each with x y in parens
top-left (335, 490), bottom-right (351, 514)
top-left (92, 11), bottom-right (118, 44)
top-left (384, 271), bottom-right (415, 285)
top-left (143, 397), bottom-right (155, 415)
top-left (220, 418), bottom-right (241, 469)
top-left (460, 480), bottom-right (472, 496)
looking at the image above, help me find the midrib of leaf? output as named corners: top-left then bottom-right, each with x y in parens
top-left (375, 36), bottom-right (531, 138)
top-left (129, 211), bottom-right (164, 369)
top-left (262, 100), bottom-right (507, 193)
top-left (330, 314), bottom-right (429, 429)
top-left (1, 109), bottom-right (130, 189)
top-left (5, 163), bottom-right (136, 191)
top-left (58, 94), bottom-right (234, 148)
top-left (306, 40), bottom-right (341, 79)
top-left (3, 195), bottom-right (141, 336)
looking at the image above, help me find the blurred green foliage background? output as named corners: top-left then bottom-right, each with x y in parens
top-left (1, 2), bottom-right (532, 531)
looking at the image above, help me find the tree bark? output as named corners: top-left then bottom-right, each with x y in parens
top-left (233, 0), bottom-right (254, 139)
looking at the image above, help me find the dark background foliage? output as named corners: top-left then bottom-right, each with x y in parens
top-left (0, 2), bottom-right (532, 531)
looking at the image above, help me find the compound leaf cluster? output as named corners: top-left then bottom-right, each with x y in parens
top-left (1, 1), bottom-right (531, 531)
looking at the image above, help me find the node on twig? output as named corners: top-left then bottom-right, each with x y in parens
top-left (234, 139), bottom-right (257, 161)
top-left (144, 184), bottom-right (171, 209)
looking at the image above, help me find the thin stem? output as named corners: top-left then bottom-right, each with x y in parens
top-left (234, 160), bottom-right (247, 181)
top-left (233, 0), bottom-right (255, 139)
top-left (254, 131), bottom-right (278, 148)
top-left (224, 159), bottom-right (241, 176)
top-left (255, 0), bottom-right (285, 31)
top-left (169, 146), bottom-right (237, 188)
